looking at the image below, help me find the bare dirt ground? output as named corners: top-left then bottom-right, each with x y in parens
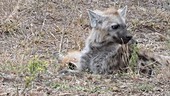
top-left (0, 0), bottom-right (170, 95)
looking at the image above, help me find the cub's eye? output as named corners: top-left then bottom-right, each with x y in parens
top-left (111, 24), bottom-right (120, 30)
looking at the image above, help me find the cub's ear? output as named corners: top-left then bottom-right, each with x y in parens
top-left (118, 6), bottom-right (127, 19)
top-left (88, 10), bottom-right (102, 28)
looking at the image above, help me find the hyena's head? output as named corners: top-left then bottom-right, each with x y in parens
top-left (88, 6), bottom-right (132, 44)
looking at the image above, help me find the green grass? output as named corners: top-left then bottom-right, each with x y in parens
top-left (136, 83), bottom-right (154, 92)
top-left (129, 44), bottom-right (139, 73)
top-left (23, 56), bottom-right (48, 91)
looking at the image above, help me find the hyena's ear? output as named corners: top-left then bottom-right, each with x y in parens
top-left (88, 10), bottom-right (102, 28)
top-left (118, 6), bottom-right (127, 19)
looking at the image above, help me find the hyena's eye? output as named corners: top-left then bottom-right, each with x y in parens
top-left (111, 24), bottom-right (120, 30)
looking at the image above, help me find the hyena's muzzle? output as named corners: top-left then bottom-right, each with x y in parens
top-left (116, 28), bottom-right (132, 44)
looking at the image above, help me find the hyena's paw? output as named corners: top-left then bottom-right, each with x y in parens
top-left (58, 61), bottom-right (83, 77)
top-left (60, 51), bottom-right (81, 69)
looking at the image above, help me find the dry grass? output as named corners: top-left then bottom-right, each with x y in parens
top-left (0, 0), bottom-right (170, 95)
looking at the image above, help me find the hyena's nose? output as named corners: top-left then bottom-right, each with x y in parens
top-left (126, 35), bottom-right (132, 41)
top-left (123, 35), bottom-right (132, 44)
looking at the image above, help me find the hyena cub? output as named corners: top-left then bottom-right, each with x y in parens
top-left (59, 6), bottom-right (170, 76)
top-left (59, 6), bottom-right (133, 75)
top-left (78, 6), bottom-right (133, 74)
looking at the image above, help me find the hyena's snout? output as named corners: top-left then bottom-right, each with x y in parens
top-left (123, 34), bottom-right (132, 44)
top-left (119, 31), bottom-right (132, 44)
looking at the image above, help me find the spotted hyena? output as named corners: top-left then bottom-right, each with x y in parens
top-left (59, 6), bottom-right (135, 75)
top-left (60, 6), bottom-right (170, 76)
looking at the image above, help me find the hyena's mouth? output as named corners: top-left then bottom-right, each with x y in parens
top-left (115, 36), bottom-right (132, 44)
top-left (121, 35), bottom-right (132, 44)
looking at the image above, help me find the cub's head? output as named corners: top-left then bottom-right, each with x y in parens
top-left (88, 6), bottom-right (132, 44)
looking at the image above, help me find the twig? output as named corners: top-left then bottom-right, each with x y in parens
top-left (58, 27), bottom-right (65, 54)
